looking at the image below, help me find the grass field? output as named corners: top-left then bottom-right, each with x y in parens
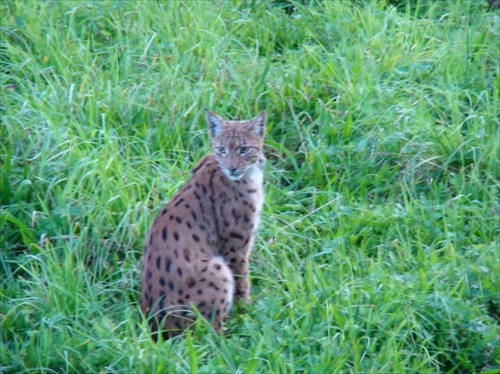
top-left (1, 0), bottom-right (499, 372)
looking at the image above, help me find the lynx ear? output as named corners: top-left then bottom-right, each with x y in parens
top-left (206, 111), bottom-right (224, 138)
top-left (247, 110), bottom-right (266, 138)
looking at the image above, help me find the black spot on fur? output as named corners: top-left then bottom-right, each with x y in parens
top-left (162, 226), bottom-right (168, 241)
top-left (192, 159), bottom-right (208, 175)
top-left (208, 282), bottom-right (220, 291)
top-left (156, 256), bottom-right (162, 270)
top-left (192, 234), bottom-right (200, 242)
top-left (161, 208), bottom-right (168, 215)
top-left (177, 267), bottom-right (183, 277)
top-left (231, 209), bottom-right (241, 222)
top-left (229, 232), bottom-right (244, 240)
top-left (160, 277), bottom-right (165, 286)
top-left (174, 232), bottom-right (179, 241)
top-left (191, 211), bottom-right (197, 221)
top-left (187, 278), bottom-right (196, 288)
top-left (176, 216), bottom-right (182, 224)
top-left (168, 281), bottom-right (175, 291)
top-left (165, 257), bottom-right (172, 273)
top-left (175, 198), bottom-right (185, 207)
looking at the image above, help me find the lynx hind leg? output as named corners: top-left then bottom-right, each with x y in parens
top-left (147, 257), bottom-right (234, 339)
top-left (195, 256), bottom-right (234, 331)
top-left (147, 301), bottom-right (193, 340)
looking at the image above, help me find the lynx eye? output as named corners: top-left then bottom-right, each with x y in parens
top-left (239, 146), bottom-right (250, 155)
top-left (216, 146), bottom-right (226, 155)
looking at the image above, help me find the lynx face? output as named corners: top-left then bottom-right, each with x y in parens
top-left (206, 110), bottom-right (266, 181)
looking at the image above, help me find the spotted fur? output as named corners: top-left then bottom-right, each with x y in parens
top-left (141, 110), bottom-right (266, 338)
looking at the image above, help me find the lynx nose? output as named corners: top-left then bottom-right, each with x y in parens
top-left (229, 167), bottom-right (237, 174)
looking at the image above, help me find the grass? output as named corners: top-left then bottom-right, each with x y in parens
top-left (1, 0), bottom-right (499, 372)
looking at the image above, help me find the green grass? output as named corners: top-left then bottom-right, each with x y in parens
top-left (1, 0), bottom-right (499, 372)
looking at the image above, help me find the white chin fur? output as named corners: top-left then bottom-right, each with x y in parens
top-left (224, 164), bottom-right (263, 183)
top-left (246, 164), bottom-right (263, 185)
top-left (226, 173), bottom-right (244, 181)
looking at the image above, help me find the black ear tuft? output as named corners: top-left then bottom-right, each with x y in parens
top-left (206, 111), bottom-right (224, 138)
top-left (249, 110), bottom-right (266, 137)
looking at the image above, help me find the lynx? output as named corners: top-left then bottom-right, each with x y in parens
top-left (140, 110), bottom-right (266, 338)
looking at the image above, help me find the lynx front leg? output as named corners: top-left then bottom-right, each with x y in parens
top-left (228, 253), bottom-right (251, 303)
